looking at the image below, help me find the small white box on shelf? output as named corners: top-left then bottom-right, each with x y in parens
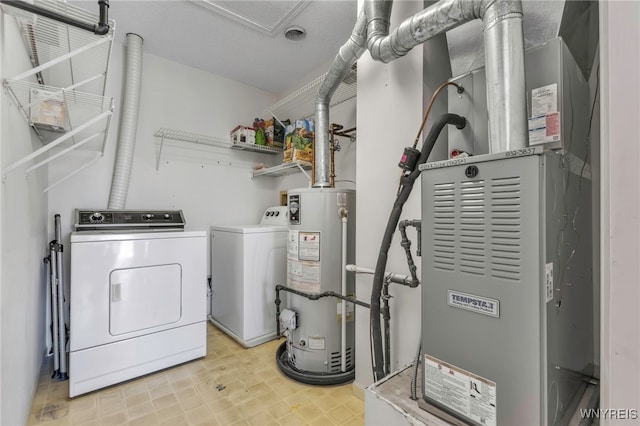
top-left (29, 88), bottom-right (68, 133)
top-left (230, 125), bottom-right (256, 145)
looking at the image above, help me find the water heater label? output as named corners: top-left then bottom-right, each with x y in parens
top-left (337, 192), bottom-right (347, 206)
top-left (287, 259), bottom-right (320, 293)
top-left (287, 231), bottom-right (299, 256)
top-left (447, 290), bottom-right (499, 318)
top-left (424, 354), bottom-right (496, 426)
top-left (298, 232), bottom-right (320, 261)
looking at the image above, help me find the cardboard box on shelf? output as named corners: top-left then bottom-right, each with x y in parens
top-left (29, 88), bottom-right (67, 133)
top-left (283, 119), bottom-right (314, 166)
top-left (230, 125), bottom-right (256, 145)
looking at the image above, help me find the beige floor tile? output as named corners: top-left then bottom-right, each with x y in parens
top-left (153, 393), bottom-right (179, 410)
top-left (314, 394), bottom-right (340, 412)
top-left (175, 386), bottom-right (198, 403)
top-left (123, 381), bottom-right (148, 398)
top-left (207, 396), bottom-right (233, 413)
top-left (150, 383), bottom-right (174, 400)
top-left (28, 325), bottom-right (363, 426)
top-left (296, 403), bottom-right (323, 421)
top-left (69, 395), bottom-right (97, 414)
top-left (146, 374), bottom-right (169, 389)
top-left (279, 411), bottom-right (306, 426)
top-left (130, 412), bottom-right (159, 426)
top-left (179, 393), bottom-right (205, 411)
top-left (97, 397), bottom-right (126, 417)
top-left (343, 414), bottom-right (365, 426)
top-left (70, 406), bottom-right (98, 425)
top-left (326, 405), bottom-right (354, 424)
top-left (266, 402), bottom-right (292, 420)
top-left (343, 396), bottom-right (364, 415)
top-left (245, 409), bottom-right (278, 426)
top-left (214, 406), bottom-right (243, 424)
top-left (127, 400), bottom-right (154, 420)
top-left (98, 411), bottom-right (127, 426)
top-left (184, 405), bottom-right (215, 425)
top-left (307, 414), bottom-right (338, 426)
top-left (161, 413), bottom-right (189, 426)
top-left (156, 403), bottom-right (184, 421)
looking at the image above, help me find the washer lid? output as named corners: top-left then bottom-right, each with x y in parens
top-left (210, 224), bottom-right (288, 234)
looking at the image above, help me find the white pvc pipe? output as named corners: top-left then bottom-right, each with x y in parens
top-left (108, 33), bottom-right (143, 209)
top-left (346, 264), bottom-right (413, 285)
top-left (340, 210), bottom-right (348, 372)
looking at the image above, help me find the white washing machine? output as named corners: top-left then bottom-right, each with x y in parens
top-left (209, 206), bottom-right (287, 347)
top-left (69, 210), bottom-right (207, 397)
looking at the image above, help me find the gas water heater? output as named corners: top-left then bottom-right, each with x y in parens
top-left (276, 188), bottom-right (356, 384)
top-left (419, 37), bottom-right (596, 425)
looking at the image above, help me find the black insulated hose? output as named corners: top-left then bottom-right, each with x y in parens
top-left (370, 113), bottom-right (466, 381)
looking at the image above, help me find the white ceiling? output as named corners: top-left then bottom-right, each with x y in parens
top-left (71, 0), bottom-right (565, 94)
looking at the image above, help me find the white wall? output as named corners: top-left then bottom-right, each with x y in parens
top-left (355, 0), bottom-right (424, 389)
top-left (0, 14), bottom-right (49, 426)
top-left (47, 41), bottom-right (281, 276)
top-left (599, 1), bottom-right (640, 422)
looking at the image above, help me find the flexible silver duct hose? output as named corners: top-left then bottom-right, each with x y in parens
top-left (314, 11), bottom-right (367, 187)
top-left (108, 33), bottom-right (143, 209)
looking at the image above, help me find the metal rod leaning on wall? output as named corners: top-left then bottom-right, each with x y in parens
top-left (274, 284), bottom-right (370, 338)
top-left (54, 214), bottom-right (68, 380)
top-left (0, 0), bottom-right (111, 35)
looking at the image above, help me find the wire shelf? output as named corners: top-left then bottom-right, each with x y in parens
top-left (251, 162), bottom-right (311, 179)
top-left (1, 0), bottom-right (115, 92)
top-left (264, 64), bottom-right (357, 124)
top-left (154, 128), bottom-right (231, 149)
top-left (4, 78), bottom-right (114, 145)
top-left (153, 128), bottom-right (283, 154)
top-left (153, 128), bottom-right (283, 171)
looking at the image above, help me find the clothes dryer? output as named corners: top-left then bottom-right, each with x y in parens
top-left (69, 210), bottom-right (207, 397)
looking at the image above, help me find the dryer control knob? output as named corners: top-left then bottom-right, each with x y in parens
top-left (91, 212), bottom-right (104, 222)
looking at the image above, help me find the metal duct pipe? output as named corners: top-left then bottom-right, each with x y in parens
top-left (314, 10), bottom-right (367, 187)
top-left (108, 33), bottom-right (143, 209)
top-left (482, 1), bottom-right (527, 152)
top-left (314, 0), bottom-right (527, 184)
top-left (365, 0), bottom-right (526, 150)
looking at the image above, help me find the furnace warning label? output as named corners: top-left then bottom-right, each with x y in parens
top-left (529, 83), bottom-right (561, 145)
top-left (424, 354), bottom-right (496, 426)
top-left (528, 112), bottom-right (560, 145)
top-left (531, 83), bottom-right (558, 116)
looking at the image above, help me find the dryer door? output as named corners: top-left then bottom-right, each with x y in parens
top-left (110, 264), bottom-right (182, 335)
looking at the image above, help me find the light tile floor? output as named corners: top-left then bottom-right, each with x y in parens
top-left (28, 324), bottom-right (364, 426)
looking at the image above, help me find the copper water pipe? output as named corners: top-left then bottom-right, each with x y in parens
top-left (330, 124), bottom-right (344, 188)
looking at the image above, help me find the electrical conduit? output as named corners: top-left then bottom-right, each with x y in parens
top-left (108, 33), bottom-right (143, 209)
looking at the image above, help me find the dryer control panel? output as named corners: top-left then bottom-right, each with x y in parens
top-left (74, 209), bottom-right (185, 231)
top-left (259, 206), bottom-right (288, 226)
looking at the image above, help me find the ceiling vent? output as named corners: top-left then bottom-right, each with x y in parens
top-left (284, 26), bottom-right (306, 41)
top-left (191, 0), bottom-right (311, 37)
